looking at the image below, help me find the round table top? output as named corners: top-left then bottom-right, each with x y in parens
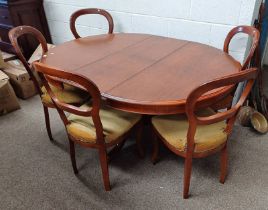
top-left (41, 33), bottom-right (241, 114)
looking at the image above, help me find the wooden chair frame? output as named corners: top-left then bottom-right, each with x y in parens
top-left (70, 8), bottom-right (114, 39)
top-left (33, 62), bottom-right (143, 191)
top-left (224, 25), bottom-right (260, 70)
top-left (8, 26), bottom-right (56, 141)
top-left (212, 26), bottom-right (260, 111)
top-left (152, 68), bottom-right (258, 199)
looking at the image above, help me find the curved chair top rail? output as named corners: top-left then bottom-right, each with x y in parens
top-left (70, 8), bottom-right (114, 39)
top-left (223, 25), bottom-right (260, 70)
top-left (8, 25), bottom-right (48, 95)
top-left (185, 67), bottom-right (258, 151)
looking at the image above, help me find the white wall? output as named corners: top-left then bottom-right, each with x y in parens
top-left (43, 0), bottom-right (259, 63)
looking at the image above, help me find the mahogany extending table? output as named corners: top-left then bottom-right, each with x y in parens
top-left (41, 33), bottom-right (241, 115)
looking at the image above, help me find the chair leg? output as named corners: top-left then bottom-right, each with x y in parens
top-left (183, 156), bottom-right (193, 199)
top-left (151, 132), bottom-right (160, 164)
top-left (99, 148), bottom-right (111, 191)
top-left (43, 105), bottom-right (53, 141)
top-left (220, 144), bottom-right (228, 184)
top-left (136, 122), bottom-right (144, 158)
top-left (69, 139), bottom-right (78, 174)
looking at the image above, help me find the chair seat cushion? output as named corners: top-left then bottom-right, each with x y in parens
top-left (66, 103), bottom-right (141, 144)
top-left (152, 108), bottom-right (227, 153)
top-left (41, 85), bottom-right (88, 105)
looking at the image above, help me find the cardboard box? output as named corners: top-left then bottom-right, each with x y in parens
top-left (10, 58), bottom-right (42, 86)
top-left (0, 38), bottom-right (16, 61)
top-left (1, 51), bottom-right (17, 61)
top-left (3, 60), bottom-right (37, 99)
top-left (28, 43), bottom-right (55, 64)
top-left (0, 42), bottom-right (55, 100)
top-left (0, 70), bottom-right (20, 115)
top-left (3, 67), bottom-right (37, 99)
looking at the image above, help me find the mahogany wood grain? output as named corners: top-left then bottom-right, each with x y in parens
top-left (42, 34), bottom-right (151, 72)
top-left (106, 42), bottom-right (240, 114)
top-left (75, 36), bottom-right (188, 92)
top-left (41, 33), bottom-right (242, 115)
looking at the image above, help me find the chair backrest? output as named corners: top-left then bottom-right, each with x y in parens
top-left (185, 68), bottom-right (258, 153)
top-left (33, 61), bottom-right (106, 145)
top-left (70, 8), bottom-right (114, 39)
top-left (224, 26), bottom-right (260, 70)
top-left (8, 25), bottom-right (48, 95)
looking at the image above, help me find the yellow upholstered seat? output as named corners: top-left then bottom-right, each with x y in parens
top-left (152, 108), bottom-right (227, 153)
top-left (66, 103), bottom-right (141, 144)
top-left (41, 85), bottom-right (88, 105)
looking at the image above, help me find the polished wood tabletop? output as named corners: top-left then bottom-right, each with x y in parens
top-left (41, 33), bottom-right (241, 114)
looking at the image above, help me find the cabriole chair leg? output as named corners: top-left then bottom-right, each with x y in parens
top-left (99, 148), bottom-right (111, 191)
top-left (183, 156), bottom-right (193, 199)
top-left (69, 139), bottom-right (78, 174)
top-left (43, 105), bottom-right (53, 141)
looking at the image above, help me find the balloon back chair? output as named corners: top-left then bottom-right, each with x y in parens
top-left (8, 26), bottom-right (89, 141)
top-left (211, 26), bottom-right (259, 111)
top-left (33, 62), bottom-right (142, 191)
top-left (151, 68), bottom-right (258, 198)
